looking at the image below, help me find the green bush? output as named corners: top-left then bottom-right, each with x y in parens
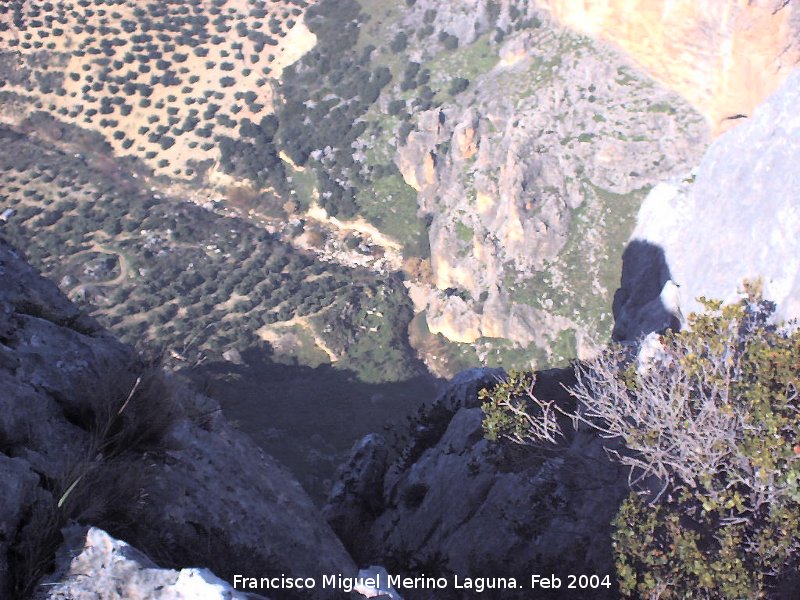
top-left (448, 77), bottom-right (470, 96)
top-left (390, 31), bottom-right (408, 53)
top-left (601, 297), bottom-right (800, 598)
top-left (438, 31), bottom-right (459, 50)
top-left (481, 369), bottom-right (566, 446)
top-left (482, 294), bottom-right (800, 598)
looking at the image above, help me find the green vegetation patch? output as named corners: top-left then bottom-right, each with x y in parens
top-left (260, 323), bottom-right (332, 369)
top-left (455, 219), bottom-right (473, 244)
top-left (646, 101), bottom-right (677, 115)
top-left (482, 297), bottom-right (800, 598)
top-left (508, 182), bottom-right (648, 338)
top-left (422, 32), bottom-right (499, 103)
top-left (288, 166), bottom-right (319, 212)
top-left (356, 170), bottom-right (430, 258)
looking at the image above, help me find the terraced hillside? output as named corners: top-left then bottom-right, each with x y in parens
top-left (1, 0), bottom-right (710, 382)
top-left (0, 0), bottom-right (315, 183)
top-left (0, 121), bottom-right (420, 384)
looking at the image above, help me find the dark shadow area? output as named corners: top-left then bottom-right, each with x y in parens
top-left (611, 240), bottom-right (680, 341)
top-left (0, 126), bottom-right (24, 143)
top-left (185, 347), bottom-right (442, 504)
top-left (351, 367), bottom-right (624, 600)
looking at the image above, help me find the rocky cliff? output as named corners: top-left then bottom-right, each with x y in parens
top-left (614, 68), bottom-right (800, 340)
top-left (323, 57), bottom-right (800, 600)
top-left (377, 0), bottom-right (800, 372)
top-left (393, 4), bottom-right (707, 366)
top-left (0, 238), bottom-right (353, 599)
top-left (325, 368), bottom-right (628, 600)
top-left (535, 0), bottom-right (800, 135)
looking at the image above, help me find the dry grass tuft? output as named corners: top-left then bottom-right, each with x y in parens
top-left (8, 361), bottom-right (179, 599)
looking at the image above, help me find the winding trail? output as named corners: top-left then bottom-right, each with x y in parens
top-left (66, 243), bottom-right (130, 297)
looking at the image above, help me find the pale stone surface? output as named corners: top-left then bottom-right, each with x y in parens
top-left (354, 566), bottom-right (403, 600)
top-left (536, 0), bottom-right (800, 134)
top-left (42, 527), bottom-right (266, 600)
top-left (619, 69), bottom-right (800, 335)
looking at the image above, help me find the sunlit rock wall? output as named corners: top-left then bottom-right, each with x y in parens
top-left (535, 0), bottom-right (800, 134)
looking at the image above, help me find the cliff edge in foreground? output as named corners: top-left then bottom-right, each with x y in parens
top-left (0, 237), bottom-right (353, 599)
top-left (614, 68), bottom-right (800, 341)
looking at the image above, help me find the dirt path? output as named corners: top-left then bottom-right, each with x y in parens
top-left (257, 311), bottom-right (339, 362)
top-left (305, 202), bottom-right (403, 252)
top-left (66, 242), bottom-right (131, 296)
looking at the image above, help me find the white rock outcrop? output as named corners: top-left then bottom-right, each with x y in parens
top-left (617, 69), bottom-right (800, 336)
top-left (41, 527), bottom-right (265, 600)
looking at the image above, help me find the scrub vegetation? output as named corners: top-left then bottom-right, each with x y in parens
top-left (482, 294), bottom-right (800, 598)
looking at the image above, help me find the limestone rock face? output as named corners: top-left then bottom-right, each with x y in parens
top-left (396, 17), bottom-right (707, 355)
top-left (41, 527), bottom-right (266, 600)
top-left (326, 368), bottom-right (628, 598)
top-left (0, 238), bottom-right (354, 598)
top-left (616, 69), bottom-right (800, 339)
top-left (535, 0), bottom-right (800, 134)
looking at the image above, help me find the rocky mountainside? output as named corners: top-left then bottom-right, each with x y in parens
top-left (359, 0), bottom-right (798, 374)
top-left (536, 0), bottom-right (800, 134)
top-left (614, 68), bottom-right (800, 340)
top-left (0, 237), bottom-right (353, 599)
top-left (325, 368), bottom-right (628, 600)
top-left (266, 0), bottom-right (711, 376)
top-left (2, 1), bottom-right (799, 598)
top-left (323, 65), bottom-right (800, 600)
top-left (394, 7), bottom-right (707, 366)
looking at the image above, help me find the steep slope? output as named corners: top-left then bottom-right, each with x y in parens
top-left (0, 0), bottom-right (431, 387)
top-left (0, 237), bottom-right (353, 598)
top-left (536, 0), bottom-right (800, 134)
top-left (380, 2), bottom-right (708, 373)
top-left (325, 368), bottom-right (628, 600)
top-left (614, 68), bottom-right (800, 340)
